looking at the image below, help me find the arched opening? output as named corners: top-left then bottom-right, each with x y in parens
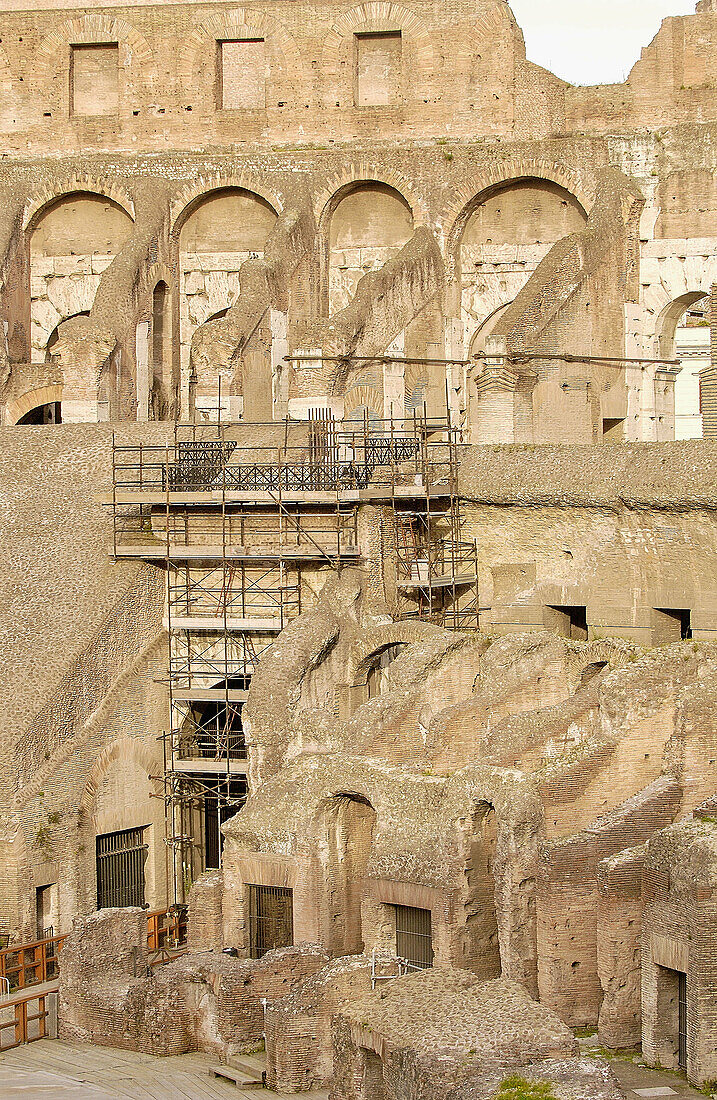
top-left (658, 293), bottom-right (708, 440)
top-left (366, 643), bottom-right (404, 699)
top-left (30, 194), bottom-right (133, 365)
top-left (326, 183), bottom-right (413, 315)
top-left (459, 180), bottom-right (587, 390)
top-left (151, 280), bottom-right (173, 420)
top-left (463, 801), bottom-right (501, 978)
top-left (177, 188), bottom-right (277, 394)
top-left (17, 401), bottom-right (61, 425)
top-left (350, 642), bottom-right (407, 711)
top-left (45, 310), bottom-right (91, 361)
top-left (319, 792), bottom-right (377, 957)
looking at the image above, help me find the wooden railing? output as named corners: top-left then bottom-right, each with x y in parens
top-left (0, 934), bottom-right (66, 992)
top-left (146, 907), bottom-right (188, 957)
top-left (0, 988), bottom-right (57, 1052)
top-left (0, 908), bottom-right (189, 993)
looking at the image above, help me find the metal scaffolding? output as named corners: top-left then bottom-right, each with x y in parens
top-left (108, 412), bottom-right (479, 905)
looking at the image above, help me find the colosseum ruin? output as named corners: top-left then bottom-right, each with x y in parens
top-left (1, 0), bottom-right (717, 1097)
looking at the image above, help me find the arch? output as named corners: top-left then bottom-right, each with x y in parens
top-left (463, 800), bottom-right (501, 979)
top-left (315, 791), bottom-right (377, 957)
top-left (29, 193), bottom-right (135, 255)
top-left (329, 182), bottom-right (413, 251)
top-left (177, 189), bottom-right (278, 391)
top-left (170, 178), bottom-right (281, 237)
top-left (7, 384), bottom-right (63, 426)
top-left (31, 14), bottom-right (155, 112)
top-left (80, 736), bottom-right (158, 816)
top-left (24, 182), bottom-right (136, 234)
top-left (323, 180), bottom-right (415, 317)
top-left (656, 291), bottom-right (709, 360)
top-left (355, 642), bottom-right (408, 699)
top-left (469, 302), bottom-right (513, 358)
top-left (656, 292), bottom-right (709, 441)
top-left (178, 188), bottom-right (278, 255)
top-left (442, 163), bottom-right (595, 255)
top-left (46, 311), bottom-right (91, 360)
top-left (316, 167), bottom-right (427, 231)
top-left (461, 179), bottom-right (587, 251)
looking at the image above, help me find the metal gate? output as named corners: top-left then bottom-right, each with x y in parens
top-left (395, 905), bottom-right (433, 969)
top-left (678, 970), bottom-right (688, 1069)
top-left (96, 827), bottom-right (148, 910)
top-left (247, 886), bottom-right (293, 958)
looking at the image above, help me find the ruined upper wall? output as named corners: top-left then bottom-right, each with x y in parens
top-left (0, 0), bottom-right (707, 155)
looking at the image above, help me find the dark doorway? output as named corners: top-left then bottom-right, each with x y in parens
top-left (96, 826), bottom-right (148, 909)
top-left (544, 604), bottom-right (588, 641)
top-left (652, 608), bottom-right (692, 645)
top-left (204, 779), bottom-right (246, 870)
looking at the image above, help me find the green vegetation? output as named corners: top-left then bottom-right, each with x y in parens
top-left (490, 1075), bottom-right (558, 1100)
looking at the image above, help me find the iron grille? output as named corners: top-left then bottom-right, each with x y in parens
top-left (395, 904), bottom-right (433, 969)
top-left (678, 970), bottom-right (688, 1069)
top-left (168, 441), bottom-right (237, 490)
top-left (96, 826), bottom-right (148, 910)
top-left (364, 438), bottom-right (420, 466)
top-left (247, 885), bottom-right (293, 958)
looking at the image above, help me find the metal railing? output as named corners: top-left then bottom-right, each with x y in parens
top-left (111, 418), bottom-right (459, 496)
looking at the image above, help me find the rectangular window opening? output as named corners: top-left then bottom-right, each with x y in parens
top-left (652, 607), bottom-right (692, 645)
top-left (247, 884), bottom-right (293, 958)
top-left (544, 604), bottom-right (588, 642)
top-left (218, 38), bottom-right (266, 110)
top-left (96, 826), bottom-right (148, 910)
top-left (354, 30), bottom-right (401, 107)
top-left (395, 904), bottom-right (433, 969)
top-left (602, 417), bottom-right (625, 442)
top-left (70, 43), bottom-right (119, 117)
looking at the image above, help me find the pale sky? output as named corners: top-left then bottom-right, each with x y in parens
top-left (509, 0), bottom-right (697, 86)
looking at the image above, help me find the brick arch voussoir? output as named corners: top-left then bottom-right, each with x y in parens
top-left (315, 163), bottom-right (429, 231)
top-left (322, 2), bottom-right (435, 75)
top-left (80, 736), bottom-right (158, 816)
top-left (31, 15), bottom-right (155, 108)
top-left (177, 9), bottom-right (307, 101)
top-left (441, 160), bottom-right (597, 252)
top-left (343, 383), bottom-right (384, 418)
top-left (23, 178), bottom-right (136, 234)
top-left (6, 383), bottom-right (63, 425)
top-left (170, 175), bottom-right (283, 238)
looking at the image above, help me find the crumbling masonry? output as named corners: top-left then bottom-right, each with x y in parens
top-left (3, 0), bottom-right (717, 1096)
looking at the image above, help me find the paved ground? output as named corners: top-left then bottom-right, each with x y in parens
top-left (0, 1040), bottom-right (330, 1099)
top-left (609, 1057), bottom-right (709, 1099)
top-left (578, 1037), bottom-right (710, 1099)
top-left (0, 1035), bottom-right (712, 1099)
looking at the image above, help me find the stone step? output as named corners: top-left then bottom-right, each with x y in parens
top-left (227, 1054), bottom-right (267, 1080)
top-left (210, 1063), bottom-right (264, 1089)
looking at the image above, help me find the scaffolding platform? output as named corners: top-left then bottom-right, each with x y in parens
top-left (108, 414), bottom-right (479, 906)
